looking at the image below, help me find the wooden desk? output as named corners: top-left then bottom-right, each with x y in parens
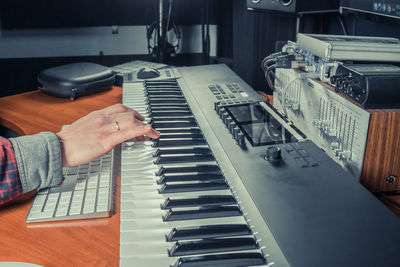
top-left (2, 87), bottom-right (400, 266)
top-left (0, 88), bottom-right (122, 266)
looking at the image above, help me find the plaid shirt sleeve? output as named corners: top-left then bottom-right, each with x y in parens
top-left (0, 136), bottom-right (23, 205)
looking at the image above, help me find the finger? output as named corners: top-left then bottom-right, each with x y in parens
top-left (127, 124), bottom-right (160, 139)
top-left (109, 124), bottom-right (159, 146)
top-left (102, 104), bottom-right (145, 121)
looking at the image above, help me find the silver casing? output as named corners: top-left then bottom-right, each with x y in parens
top-left (296, 33), bottom-right (400, 62)
top-left (273, 68), bottom-right (370, 179)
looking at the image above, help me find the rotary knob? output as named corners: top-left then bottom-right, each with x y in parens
top-left (265, 146), bottom-right (282, 165)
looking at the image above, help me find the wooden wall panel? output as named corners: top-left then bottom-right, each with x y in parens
top-left (361, 110), bottom-right (400, 192)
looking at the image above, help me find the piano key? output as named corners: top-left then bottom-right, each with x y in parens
top-left (154, 154), bottom-right (214, 164)
top-left (146, 91), bottom-right (183, 96)
top-left (120, 215), bottom-right (247, 230)
top-left (158, 134), bottom-right (204, 140)
top-left (161, 195), bottom-right (237, 209)
top-left (152, 121), bottom-right (198, 129)
top-left (145, 84), bottom-right (180, 89)
top-left (158, 181), bottom-right (228, 193)
top-left (149, 104), bottom-right (189, 109)
top-left (163, 206), bottom-right (242, 221)
top-left (151, 117), bottom-right (196, 122)
top-left (171, 252), bottom-right (267, 267)
top-left (148, 98), bottom-right (186, 104)
top-left (152, 139), bottom-right (206, 148)
top-left (151, 111), bottom-right (193, 117)
top-left (156, 165), bottom-right (220, 176)
top-left (146, 84), bottom-right (179, 89)
top-left (145, 81), bottom-right (178, 86)
top-left (145, 84), bottom-right (179, 89)
top-left (157, 173), bottom-right (223, 184)
top-left (157, 128), bottom-right (202, 134)
top-left (168, 237), bottom-right (258, 257)
top-left (166, 224), bottom-right (251, 241)
top-left (153, 147), bottom-right (210, 157)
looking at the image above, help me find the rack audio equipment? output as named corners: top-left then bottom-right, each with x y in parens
top-left (330, 64), bottom-right (400, 109)
top-left (340, 0), bottom-right (400, 19)
top-left (274, 67), bottom-right (400, 192)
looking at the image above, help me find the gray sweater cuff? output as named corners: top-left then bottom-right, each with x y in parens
top-left (10, 132), bottom-right (63, 192)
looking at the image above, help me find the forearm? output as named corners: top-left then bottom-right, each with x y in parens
top-left (0, 133), bottom-right (63, 205)
top-left (0, 136), bottom-right (23, 205)
top-left (10, 132), bottom-right (63, 192)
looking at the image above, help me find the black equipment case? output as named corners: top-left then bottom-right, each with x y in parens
top-left (37, 62), bottom-right (115, 100)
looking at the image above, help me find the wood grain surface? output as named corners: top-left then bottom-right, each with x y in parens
top-left (360, 110), bottom-right (400, 192)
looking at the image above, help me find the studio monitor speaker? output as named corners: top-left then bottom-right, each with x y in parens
top-left (247, 0), bottom-right (339, 13)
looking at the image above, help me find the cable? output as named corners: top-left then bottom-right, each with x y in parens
top-left (265, 64), bottom-right (276, 91)
top-left (163, 0), bottom-right (173, 53)
top-left (378, 192), bottom-right (400, 209)
top-left (338, 14), bottom-right (348, 36)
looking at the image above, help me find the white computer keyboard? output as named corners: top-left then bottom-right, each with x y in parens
top-left (26, 151), bottom-right (115, 223)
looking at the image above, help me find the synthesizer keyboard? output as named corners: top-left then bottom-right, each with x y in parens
top-left (119, 63), bottom-right (400, 267)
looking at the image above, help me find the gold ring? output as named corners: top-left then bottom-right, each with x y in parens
top-left (115, 120), bottom-right (120, 131)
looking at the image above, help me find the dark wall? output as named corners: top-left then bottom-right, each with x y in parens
top-left (0, 0), bottom-right (233, 98)
top-left (231, 0), bottom-right (297, 94)
top-left (0, 0), bottom-right (222, 29)
top-left (3, 0), bottom-right (400, 98)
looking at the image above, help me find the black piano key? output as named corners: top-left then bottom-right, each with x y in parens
top-left (146, 91), bottom-right (182, 96)
top-left (149, 104), bottom-right (189, 109)
top-left (152, 139), bottom-right (206, 148)
top-left (166, 224), bottom-right (252, 241)
top-left (154, 154), bottom-right (214, 164)
top-left (146, 81), bottom-right (178, 86)
top-left (156, 134), bottom-right (205, 141)
top-left (151, 111), bottom-right (193, 117)
top-left (157, 173), bottom-right (223, 184)
top-left (157, 128), bottom-right (202, 134)
top-left (148, 96), bottom-right (185, 100)
top-left (146, 84), bottom-right (179, 89)
top-left (158, 181), bottom-right (228, 193)
top-left (163, 206), bottom-right (242, 221)
top-left (161, 195), bottom-right (236, 209)
top-left (153, 147), bottom-right (210, 157)
top-left (156, 165), bottom-right (220, 176)
top-left (172, 253), bottom-right (266, 267)
top-left (168, 237), bottom-right (258, 257)
top-left (151, 117), bottom-right (196, 122)
top-left (148, 98), bottom-right (186, 104)
top-left (145, 82), bottom-right (179, 87)
top-left (152, 122), bottom-right (198, 129)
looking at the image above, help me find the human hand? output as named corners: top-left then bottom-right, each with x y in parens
top-left (56, 104), bottom-right (160, 167)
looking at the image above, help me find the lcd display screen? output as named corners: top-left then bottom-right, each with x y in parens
top-left (225, 103), bottom-right (297, 146)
